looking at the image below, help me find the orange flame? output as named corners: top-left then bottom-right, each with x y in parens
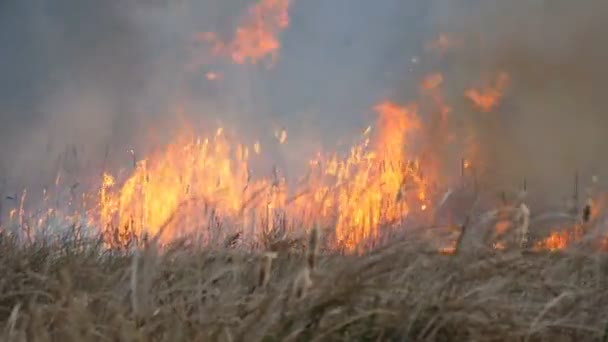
top-left (534, 226), bottom-right (585, 252)
top-left (328, 101), bottom-right (425, 248)
top-left (97, 99), bottom-right (432, 250)
top-left (465, 72), bottom-right (510, 112)
top-left (201, 0), bottom-right (291, 65)
top-left (101, 130), bottom-right (285, 243)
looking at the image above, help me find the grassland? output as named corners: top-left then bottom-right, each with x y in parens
top-left (0, 222), bottom-right (607, 342)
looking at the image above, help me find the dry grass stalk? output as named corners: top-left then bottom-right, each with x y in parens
top-left (307, 224), bottom-right (320, 271)
top-left (2, 190), bottom-right (608, 342)
top-left (292, 266), bottom-right (313, 300)
top-left (130, 247), bottom-right (140, 319)
top-left (517, 202), bottom-right (530, 248)
top-left (4, 303), bottom-right (21, 341)
top-left (258, 252), bottom-right (278, 288)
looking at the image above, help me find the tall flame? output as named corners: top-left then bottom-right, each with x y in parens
top-left (97, 99), bottom-right (431, 250)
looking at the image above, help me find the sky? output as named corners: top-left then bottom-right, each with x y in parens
top-left (0, 0), bottom-right (434, 185)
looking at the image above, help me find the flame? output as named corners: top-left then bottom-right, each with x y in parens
top-left (465, 72), bottom-right (510, 112)
top-left (325, 101), bottom-right (426, 248)
top-left (107, 131), bottom-right (282, 242)
top-left (100, 173), bottom-right (118, 230)
top-left (494, 220), bottom-right (511, 236)
top-left (95, 99), bottom-right (431, 250)
top-left (201, 0), bottom-right (291, 65)
top-left (534, 226), bottom-right (585, 252)
top-left (421, 73), bottom-right (444, 91)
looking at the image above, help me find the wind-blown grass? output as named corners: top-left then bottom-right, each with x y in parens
top-left (0, 225), bottom-right (607, 342)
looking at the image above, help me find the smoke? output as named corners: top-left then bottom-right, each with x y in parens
top-left (425, 0), bottom-right (608, 201)
top-left (1, 0), bottom-right (606, 204)
top-left (0, 1), bottom-right (159, 186)
top-left (0, 0), bottom-right (432, 190)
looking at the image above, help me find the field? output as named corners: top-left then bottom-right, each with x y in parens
top-left (1, 221), bottom-right (608, 342)
top-left (1, 1), bottom-right (606, 340)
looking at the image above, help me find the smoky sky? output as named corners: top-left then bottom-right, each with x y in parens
top-left (0, 0), bottom-right (433, 188)
top-left (1, 0), bottom-right (607, 201)
top-left (430, 0), bottom-right (608, 200)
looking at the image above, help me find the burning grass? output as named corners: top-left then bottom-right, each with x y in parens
top-left (2, 180), bottom-right (608, 341)
top-left (1, 29), bottom-right (606, 338)
top-left (1, 225), bottom-right (608, 341)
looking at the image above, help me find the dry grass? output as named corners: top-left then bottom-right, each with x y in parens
top-left (0, 225), bottom-right (607, 342)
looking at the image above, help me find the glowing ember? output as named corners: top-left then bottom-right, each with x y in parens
top-left (465, 72), bottom-right (510, 112)
top-left (535, 225), bottom-right (585, 251)
top-left (493, 241), bottom-right (506, 250)
top-left (439, 244), bottom-right (456, 255)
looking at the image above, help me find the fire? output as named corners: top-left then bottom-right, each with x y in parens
top-left (201, 0), bottom-right (291, 65)
top-left (373, 102), bottom-right (420, 165)
top-left (534, 225), bottom-right (586, 252)
top-left (537, 231), bottom-right (570, 251)
top-left (421, 73), bottom-right (444, 90)
top-left (325, 101), bottom-right (427, 248)
top-left (100, 173), bottom-right (117, 230)
top-left (96, 99), bottom-right (431, 249)
top-left (465, 72), bottom-right (510, 112)
top-left (100, 130), bottom-right (285, 243)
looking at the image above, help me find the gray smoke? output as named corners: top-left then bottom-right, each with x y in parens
top-left (0, 0), bottom-right (431, 190)
top-left (428, 0), bottom-right (608, 201)
top-left (0, 0), bottom-right (606, 205)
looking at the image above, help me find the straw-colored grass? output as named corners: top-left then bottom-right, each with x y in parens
top-left (0, 224), bottom-right (607, 342)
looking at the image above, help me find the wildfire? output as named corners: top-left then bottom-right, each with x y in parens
top-left (99, 128), bottom-right (283, 243)
top-left (327, 101), bottom-right (427, 248)
top-left (534, 225), bottom-right (586, 252)
top-left (3, 0), bottom-right (607, 259)
top-left (465, 72), bottom-right (510, 112)
top-left (200, 0), bottom-right (291, 65)
top-left (95, 99), bottom-right (431, 250)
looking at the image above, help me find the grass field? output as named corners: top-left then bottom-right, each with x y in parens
top-left (1, 223), bottom-right (607, 342)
